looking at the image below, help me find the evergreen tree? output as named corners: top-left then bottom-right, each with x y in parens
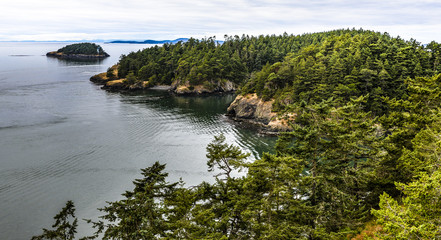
top-left (31, 201), bottom-right (78, 240)
top-left (96, 162), bottom-right (178, 239)
top-left (57, 43), bottom-right (108, 56)
top-left (373, 169), bottom-right (441, 239)
top-left (206, 134), bottom-right (250, 180)
top-left (275, 96), bottom-right (378, 238)
top-left (242, 153), bottom-right (310, 239)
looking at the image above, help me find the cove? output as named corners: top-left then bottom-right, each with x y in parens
top-left (0, 42), bottom-right (276, 239)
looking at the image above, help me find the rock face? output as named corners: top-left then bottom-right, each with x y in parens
top-left (227, 94), bottom-right (276, 123)
top-left (171, 80), bottom-right (237, 95)
top-left (227, 94), bottom-right (294, 132)
top-left (102, 80), bottom-right (150, 91)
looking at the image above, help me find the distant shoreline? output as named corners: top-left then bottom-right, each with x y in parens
top-left (108, 38), bottom-right (189, 44)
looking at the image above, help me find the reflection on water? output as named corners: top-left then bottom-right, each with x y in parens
top-left (0, 42), bottom-right (277, 240)
top-left (47, 56), bottom-right (105, 66)
top-left (119, 91), bottom-right (277, 159)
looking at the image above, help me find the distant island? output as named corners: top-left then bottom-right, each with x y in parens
top-left (108, 38), bottom-right (189, 44)
top-left (46, 42), bottom-right (109, 59)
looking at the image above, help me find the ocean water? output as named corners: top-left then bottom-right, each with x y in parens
top-left (0, 42), bottom-right (276, 239)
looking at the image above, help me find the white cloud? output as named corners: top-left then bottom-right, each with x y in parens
top-left (1, 0), bottom-right (440, 42)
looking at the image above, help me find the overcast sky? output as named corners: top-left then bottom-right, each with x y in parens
top-left (1, 0), bottom-right (441, 43)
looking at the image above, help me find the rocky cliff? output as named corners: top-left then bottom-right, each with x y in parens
top-left (227, 94), bottom-right (294, 132)
top-left (171, 79), bottom-right (236, 95)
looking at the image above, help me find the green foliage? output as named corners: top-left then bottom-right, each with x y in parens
top-left (57, 43), bottom-right (108, 56)
top-left (31, 201), bottom-right (78, 240)
top-left (370, 75), bottom-right (441, 239)
top-left (242, 153), bottom-right (309, 239)
top-left (373, 74), bottom-right (441, 197)
top-left (122, 72), bottom-right (138, 85)
top-left (243, 32), bottom-right (436, 115)
top-left (96, 162), bottom-right (178, 239)
top-left (274, 96), bottom-right (379, 238)
top-left (206, 134), bottom-right (250, 179)
top-left (117, 28), bottom-right (378, 88)
top-left (372, 170), bottom-right (441, 239)
top-left (106, 67), bottom-right (116, 79)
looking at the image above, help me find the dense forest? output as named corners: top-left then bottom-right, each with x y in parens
top-left (113, 29), bottom-right (373, 89)
top-left (34, 29), bottom-right (441, 239)
top-left (55, 43), bottom-right (109, 56)
top-left (241, 32), bottom-right (441, 115)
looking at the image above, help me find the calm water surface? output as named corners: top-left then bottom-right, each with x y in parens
top-left (0, 42), bottom-right (276, 239)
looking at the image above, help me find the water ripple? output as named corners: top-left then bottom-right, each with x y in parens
top-left (0, 72), bottom-right (276, 240)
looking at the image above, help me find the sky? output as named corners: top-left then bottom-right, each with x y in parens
top-left (1, 0), bottom-right (441, 43)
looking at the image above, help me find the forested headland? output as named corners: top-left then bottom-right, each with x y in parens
top-left (34, 29), bottom-right (441, 239)
top-left (91, 29), bottom-right (374, 92)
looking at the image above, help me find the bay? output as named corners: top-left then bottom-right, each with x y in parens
top-left (0, 42), bottom-right (276, 239)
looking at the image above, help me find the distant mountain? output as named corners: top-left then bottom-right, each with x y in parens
top-left (108, 38), bottom-right (189, 44)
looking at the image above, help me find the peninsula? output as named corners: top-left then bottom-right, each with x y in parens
top-left (46, 42), bottom-right (109, 59)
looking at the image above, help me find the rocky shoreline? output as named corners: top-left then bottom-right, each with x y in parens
top-left (90, 66), bottom-right (237, 95)
top-left (90, 68), bottom-right (292, 133)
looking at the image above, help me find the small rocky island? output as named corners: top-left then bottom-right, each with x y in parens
top-left (46, 42), bottom-right (109, 59)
